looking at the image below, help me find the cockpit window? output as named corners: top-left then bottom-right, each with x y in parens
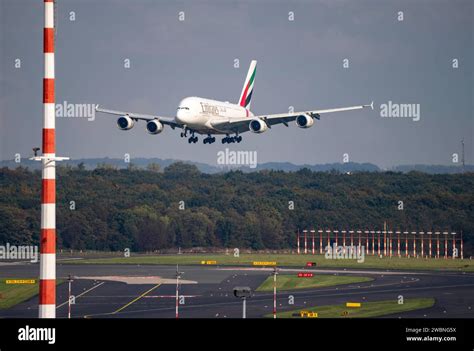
top-left (177, 107), bottom-right (190, 110)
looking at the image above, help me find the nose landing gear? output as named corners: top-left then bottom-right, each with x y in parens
top-left (180, 126), bottom-right (189, 138)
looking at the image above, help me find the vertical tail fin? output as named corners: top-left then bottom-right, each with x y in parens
top-left (238, 60), bottom-right (257, 110)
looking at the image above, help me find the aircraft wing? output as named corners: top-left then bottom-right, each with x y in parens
top-left (95, 105), bottom-right (182, 129)
top-left (211, 102), bottom-right (373, 133)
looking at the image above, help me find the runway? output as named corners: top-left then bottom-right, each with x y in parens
top-left (1, 263), bottom-right (473, 318)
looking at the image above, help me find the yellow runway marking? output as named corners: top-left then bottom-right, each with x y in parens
top-left (112, 284), bottom-right (161, 314)
top-left (57, 281), bottom-right (105, 309)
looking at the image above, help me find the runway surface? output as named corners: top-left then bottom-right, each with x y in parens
top-left (1, 263), bottom-right (473, 318)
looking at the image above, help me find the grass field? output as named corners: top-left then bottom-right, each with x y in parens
top-left (256, 274), bottom-right (373, 291)
top-left (67, 253), bottom-right (474, 272)
top-left (0, 279), bottom-right (39, 309)
top-left (269, 298), bottom-right (435, 318)
top-left (0, 279), bottom-right (63, 309)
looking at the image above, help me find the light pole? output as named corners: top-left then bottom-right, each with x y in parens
top-left (233, 287), bottom-right (251, 318)
top-left (67, 274), bottom-right (73, 319)
top-left (175, 264), bottom-right (183, 318)
top-left (272, 266), bottom-right (278, 319)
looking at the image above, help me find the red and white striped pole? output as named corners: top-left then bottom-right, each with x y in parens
top-left (427, 232), bottom-right (432, 258)
top-left (273, 267), bottom-right (277, 319)
top-left (39, 0), bottom-right (56, 319)
top-left (67, 275), bottom-right (72, 319)
top-left (297, 230), bottom-right (300, 254)
top-left (412, 232), bottom-right (417, 258)
top-left (461, 232), bottom-right (464, 260)
top-left (365, 230), bottom-right (369, 255)
top-left (443, 232), bottom-right (448, 259)
top-left (452, 232), bottom-right (456, 259)
top-left (350, 230), bottom-right (354, 248)
top-left (396, 231), bottom-right (401, 257)
top-left (357, 230), bottom-right (362, 252)
top-left (403, 232), bottom-right (408, 257)
top-left (388, 231), bottom-right (392, 257)
top-left (377, 231), bottom-right (381, 256)
top-left (420, 231), bottom-right (424, 258)
top-left (435, 232), bottom-right (440, 259)
top-left (303, 230), bottom-right (307, 254)
top-left (175, 276), bottom-right (179, 318)
top-left (342, 230), bottom-right (346, 254)
top-left (175, 265), bottom-right (182, 319)
top-left (311, 230), bottom-right (315, 255)
top-left (326, 229), bottom-right (331, 251)
top-left (371, 231), bottom-right (375, 256)
top-left (334, 230), bottom-right (338, 247)
top-left (318, 230), bottom-right (323, 254)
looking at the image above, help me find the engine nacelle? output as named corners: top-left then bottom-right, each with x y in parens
top-left (249, 118), bottom-right (268, 133)
top-left (117, 115), bottom-right (134, 130)
top-left (295, 114), bottom-right (314, 128)
top-left (146, 119), bottom-right (164, 134)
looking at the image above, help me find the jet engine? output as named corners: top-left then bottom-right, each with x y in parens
top-left (146, 120), bottom-right (164, 134)
top-left (249, 118), bottom-right (268, 133)
top-left (295, 114), bottom-right (314, 128)
top-left (117, 115), bottom-right (134, 130)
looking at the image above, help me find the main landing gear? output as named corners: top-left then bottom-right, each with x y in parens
top-left (203, 135), bottom-right (216, 144)
top-left (180, 129), bottom-right (241, 145)
top-left (222, 134), bottom-right (242, 144)
top-left (180, 128), bottom-right (198, 144)
top-left (186, 131), bottom-right (198, 144)
top-left (188, 135), bottom-right (198, 143)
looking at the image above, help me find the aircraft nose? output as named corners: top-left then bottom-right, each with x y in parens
top-left (176, 109), bottom-right (189, 124)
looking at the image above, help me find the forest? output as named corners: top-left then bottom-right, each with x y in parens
top-left (1, 163), bottom-right (473, 254)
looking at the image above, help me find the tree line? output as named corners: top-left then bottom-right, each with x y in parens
top-left (0, 163), bottom-right (473, 254)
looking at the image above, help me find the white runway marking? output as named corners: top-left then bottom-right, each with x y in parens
top-left (57, 281), bottom-right (105, 309)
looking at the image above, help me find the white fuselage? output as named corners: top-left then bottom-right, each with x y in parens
top-left (175, 97), bottom-right (254, 134)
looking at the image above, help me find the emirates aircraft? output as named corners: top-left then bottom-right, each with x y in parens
top-left (96, 60), bottom-right (373, 144)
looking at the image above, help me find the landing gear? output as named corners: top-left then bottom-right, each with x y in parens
top-left (203, 135), bottom-right (216, 144)
top-left (188, 136), bottom-right (198, 143)
top-left (180, 126), bottom-right (189, 138)
top-left (221, 134), bottom-right (242, 144)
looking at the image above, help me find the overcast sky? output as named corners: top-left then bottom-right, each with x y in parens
top-left (0, 0), bottom-right (472, 168)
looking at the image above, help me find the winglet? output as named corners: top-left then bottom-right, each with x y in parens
top-left (95, 104), bottom-right (100, 111)
top-left (364, 101), bottom-right (374, 110)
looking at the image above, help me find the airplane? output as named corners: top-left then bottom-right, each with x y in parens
top-left (95, 60), bottom-right (373, 145)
